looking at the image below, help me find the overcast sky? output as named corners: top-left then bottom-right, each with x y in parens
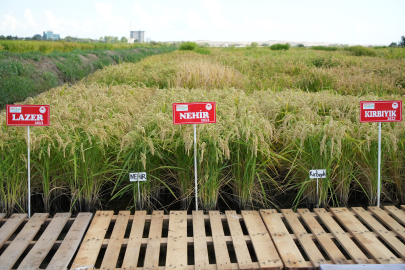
top-left (1, 0), bottom-right (404, 45)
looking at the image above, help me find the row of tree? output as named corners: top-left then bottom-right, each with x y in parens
top-left (389, 36), bottom-right (405, 47)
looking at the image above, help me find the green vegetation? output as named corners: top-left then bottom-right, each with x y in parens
top-left (0, 40), bottom-right (168, 53)
top-left (0, 47), bottom-right (177, 109)
top-left (179, 42), bottom-right (198, 51)
top-left (343, 45), bottom-right (377, 56)
top-left (311, 46), bottom-right (339, 51)
top-left (270, 43), bottom-right (290, 50)
top-left (1, 46), bottom-right (405, 215)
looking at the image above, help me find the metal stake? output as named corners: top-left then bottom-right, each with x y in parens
top-left (138, 178), bottom-right (141, 210)
top-left (27, 126), bottom-right (31, 218)
top-left (194, 124), bottom-right (198, 211)
top-left (316, 178), bottom-right (319, 208)
top-left (377, 122), bottom-right (381, 207)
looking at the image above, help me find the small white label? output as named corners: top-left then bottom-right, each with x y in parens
top-left (309, 169), bottom-right (326, 179)
top-left (363, 103), bottom-right (375, 110)
top-left (9, 107), bottom-right (21, 113)
top-left (129, 172), bottom-right (147, 182)
top-left (177, 105), bottom-right (188, 111)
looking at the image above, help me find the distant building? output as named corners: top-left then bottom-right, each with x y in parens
top-left (146, 37), bottom-right (151, 42)
top-left (43, 31), bottom-right (60, 40)
top-left (130, 30), bottom-right (145, 42)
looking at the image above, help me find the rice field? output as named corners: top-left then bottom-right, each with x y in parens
top-left (1, 46), bottom-right (405, 215)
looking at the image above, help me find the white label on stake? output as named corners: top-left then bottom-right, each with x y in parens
top-left (309, 169), bottom-right (326, 179)
top-left (129, 173), bottom-right (138, 182)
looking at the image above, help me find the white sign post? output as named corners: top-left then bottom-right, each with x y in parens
top-left (129, 172), bottom-right (147, 208)
top-left (309, 169), bottom-right (326, 207)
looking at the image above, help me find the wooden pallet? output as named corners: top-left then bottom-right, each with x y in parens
top-left (71, 210), bottom-right (284, 270)
top-left (0, 212), bottom-right (92, 270)
top-left (259, 207), bottom-right (405, 269)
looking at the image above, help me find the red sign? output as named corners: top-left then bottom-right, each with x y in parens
top-left (173, 102), bottom-right (216, 125)
top-left (6, 105), bottom-right (50, 126)
top-left (360, 101), bottom-right (402, 123)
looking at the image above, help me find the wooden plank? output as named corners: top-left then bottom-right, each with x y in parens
top-left (166, 211), bottom-right (188, 270)
top-left (313, 208), bottom-right (370, 264)
top-left (100, 211), bottom-right (130, 270)
top-left (71, 211), bottom-right (114, 270)
top-left (143, 211), bottom-right (164, 270)
top-left (0, 213), bottom-right (48, 270)
top-left (225, 211), bottom-right (253, 270)
top-left (260, 209), bottom-right (307, 269)
top-left (121, 211), bottom-right (147, 270)
top-left (368, 206), bottom-right (405, 240)
top-left (0, 213), bottom-right (27, 249)
top-left (209, 211), bottom-right (232, 270)
top-left (353, 207), bottom-right (405, 259)
top-left (0, 213), bottom-right (5, 221)
top-left (330, 207), bottom-right (401, 264)
top-left (384, 206), bottom-right (405, 226)
top-left (18, 213), bottom-right (71, 270)
top-left (46, 212), bottom-right (93, 270)
top-left (192, 211), bottom-right (209, 270)
top-left (242, 211), bottom-right (283, 270)
top-left (281, 209), bottom-right (326, 268)
top-left (298, 209), bottom-right (349, 265)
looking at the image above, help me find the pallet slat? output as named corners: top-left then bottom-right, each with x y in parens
top-left (0, 214), bottom-right (27, 249)
top-left (260, 209), bottom-right (307, 269)
top-left (383, 206), bottom-right (405, 226)
top-left (226, 211), bottom-right (253, 270)
top-left (101, 211), bottom-right (130, 270)
top-left (46, 212), bottom-right (93, 270)
top-left (353, 207), bottom-right (405, 259)
top-left (209, 211), bottom-right (232, 270)
top-left (281, 209), bottom-right (326, 268)
top-left (17, 213), bottom-right (71, 270)
top-left (298, 209), bottom-right (349, 265)
top-left (166, 211), bottom-right (188, 270)
top-left (330, 207), bottom-right (401, 264)
top-left (71, 211), bottom-right (114, 270)
top-left (0, 213), bottom-right (49, 270)
top-left (369, 206), bottom-right (405, 240)
top-left (0, 213), bottom-right (5, 221)
top-left (313, 208), bottom-right (370, 264)
top-left (121, 211), bottom-right (147, 270)
top-left (242, 211), bottom-right (283, 270)
top-left (192, 211), bottom-right (210, 270)
top-left (143, 211), bottom-right (164, 270)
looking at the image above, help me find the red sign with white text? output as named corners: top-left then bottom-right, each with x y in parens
top-left (360, 101), bottom-right (402, 123)
top-left (6, 105), bottom-right (50, 126)
top-left (173, 102), bottom-right (216, 125)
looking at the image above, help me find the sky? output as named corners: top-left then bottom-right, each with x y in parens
top-left (0, 0), bottom-right (404, 45)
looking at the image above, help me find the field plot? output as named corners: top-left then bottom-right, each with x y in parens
top-left (1, 47), bottom-right (405, 215)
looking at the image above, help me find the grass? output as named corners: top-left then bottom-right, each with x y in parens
top-left (0, 47), bottom-right (177, 109)
top-left (1, 46), bottom-right (405, 215)
top-left (0, 40), bottom-right (168, 53)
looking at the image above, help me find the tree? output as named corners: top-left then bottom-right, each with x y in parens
top-left (6, 35), bottom-right (13, 40)
top-left (113, 37), bottom-right (119, 43)
top-left (251, 42), bottom-right (258, 48)
top-left (120, 36), bottom-right (128, 43)
top-left (389, 42), bottom-right (397, 48)
top-left (399, 36), bottom-right (405, 48)
top-left (297, 44), bottom-right (304, 47)
top-left (0, 35), bottom-right (5, 40)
